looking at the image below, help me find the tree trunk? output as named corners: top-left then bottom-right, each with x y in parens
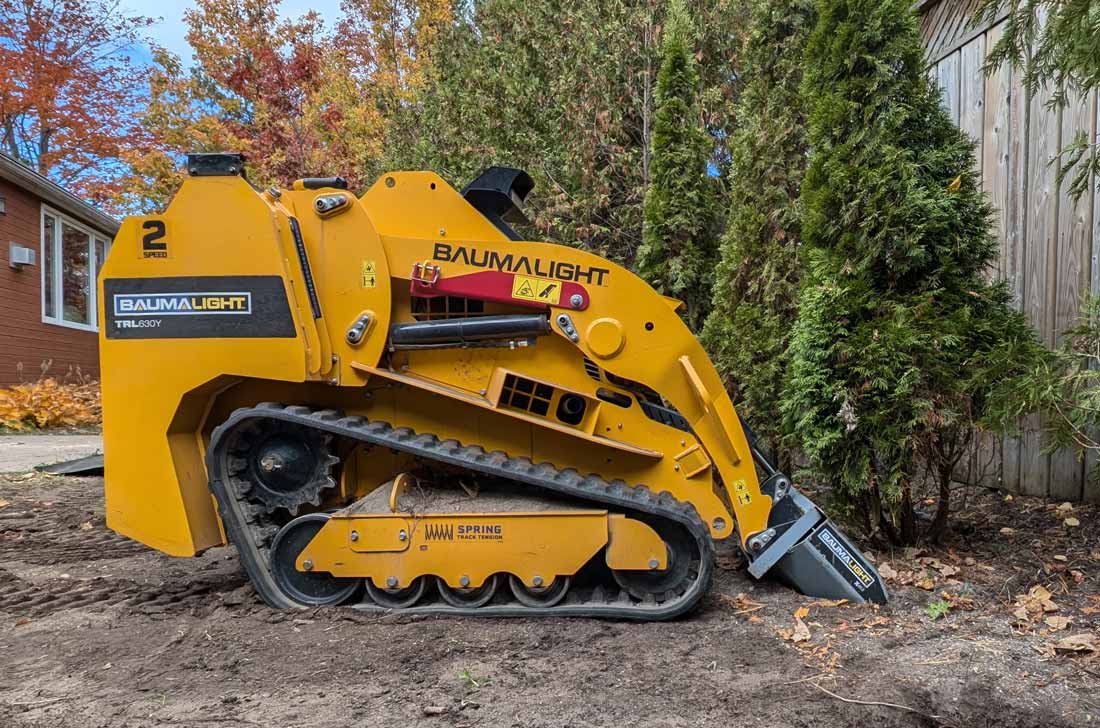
top-left (898, 481), bottom-right (916, 545)
top-left (928, 463), bottom-right (952, 543)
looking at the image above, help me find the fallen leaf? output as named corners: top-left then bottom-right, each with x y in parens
top-left (748, 615), bottom-right (764, 624)
top-left (1044, 616), bottom-right (1071, 630)
top-left (1057, 502), bottom-right (1074, 513)
top-left (1004, 494), bottom-right (1014, 502)
top-left (794, 606), bottom-right (810, 620)
top-left (1014, 585), bottom-right (1060, 620)
top-left (79, 521), bottom-right (93, 531)
top-left (808, 598), bottom-right (848, 609)
top-left (14, 618), bottom-right (30, 627)
top-left (947, 175), bottom-right (962, 192)
top-left (1053, 555), bottom-right (1067, 562)
top-left (1052, 633), bottom-right (1097, 654)
top-left (1064, 517), bottom-right (1080, 528)
top-left (0, 499), bottom-right (8, 509)
top-left (718, 592), bottom-right (766, 614)
top-left (878, 563), bottom-right (898, 580)
top-left (1000, 527), bottom-right (1016, 536)
top-left (791, 617), bottom-right (811, 643)
top-left (917, 577), bottom-right (935, 591)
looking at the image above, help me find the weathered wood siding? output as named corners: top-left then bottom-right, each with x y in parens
top-left (920, 0), bottom-right (1100, 502)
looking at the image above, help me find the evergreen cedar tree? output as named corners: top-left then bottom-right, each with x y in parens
top-left (977, 0), bottom-right (1099, 200)
top-left (701, 0), bottom-right (814, 463)
top-left (780, 0), bottom-right (1046, 545)
top-left (636, 0), bottom-right (720, 332)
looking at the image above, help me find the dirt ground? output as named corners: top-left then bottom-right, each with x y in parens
top-left (1, 474), bottom-right (1098, 728)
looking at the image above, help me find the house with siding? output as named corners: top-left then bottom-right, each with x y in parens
top-left (0, 153), bottom-right (118, 387)
top-left (918, 0), bottom-right (1099, 502)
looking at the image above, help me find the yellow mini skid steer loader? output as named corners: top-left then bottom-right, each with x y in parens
top-left (98, 154), bottom-right (887, 618)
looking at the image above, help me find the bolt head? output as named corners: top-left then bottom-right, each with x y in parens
top-left (350, 530), bottom-right (359, 542)
top-left (532, 575), bottom-right (543, 587)
top-left (460, 575), bottom-right (471, 587)
top-left (648, 558), bottom-right (660, 570)
top-left (570, 293), bottom-right (583, 308)
top-left (398, 530), bottom-right (407, 541)
top-left (674, 464), bottom-right (680, 471)
top-left (302, 560), bottom-right (313, 572)
top-left (386, 576), bottom-right (398, 588)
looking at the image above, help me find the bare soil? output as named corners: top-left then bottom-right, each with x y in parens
top-left (0, 474), bottom-right (1097, 727)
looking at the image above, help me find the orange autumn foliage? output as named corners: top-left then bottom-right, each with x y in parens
top-left (0, 377), bottom-right (101, 431)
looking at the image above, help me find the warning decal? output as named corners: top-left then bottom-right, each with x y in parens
top-left (511, 275), bottom-right (561, 305)
top-left (733, 480), bottom-right (752, 506)
top-left (361, 260), bottom-right (377, 289)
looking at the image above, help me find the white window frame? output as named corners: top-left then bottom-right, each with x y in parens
top-left (40, 204), bottom-right (110, 333)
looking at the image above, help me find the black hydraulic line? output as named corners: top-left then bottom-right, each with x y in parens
top-left (287, 217), bottom-right (322, 320)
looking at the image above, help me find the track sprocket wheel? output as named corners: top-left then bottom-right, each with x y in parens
top-left (227, 418), bottom-right (339, 515)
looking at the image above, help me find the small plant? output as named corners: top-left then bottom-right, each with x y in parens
top-left (457, 668), bottom-right (490, 690)
top-left (924, 600), bottom-right (951, 621)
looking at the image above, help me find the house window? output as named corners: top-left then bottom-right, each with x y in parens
top-left (41, 207), bottom-right (110, 331)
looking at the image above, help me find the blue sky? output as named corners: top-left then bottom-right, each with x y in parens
top-left (123, 0), bottom-right (344, 64)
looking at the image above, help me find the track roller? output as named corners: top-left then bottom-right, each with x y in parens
top-left (365, 576), bottom-right (428, 609)
top-left (508, 575), bottom-right (571, 607)
top-left (436, 574), bottom-right (499, 608)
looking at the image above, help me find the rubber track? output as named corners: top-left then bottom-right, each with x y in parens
top-left (206, 403), bottom-right (715, 620)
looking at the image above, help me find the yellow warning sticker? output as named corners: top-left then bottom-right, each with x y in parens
top-left (361, 260), bottom-right (377, 289)
top-left (733, 480), bottom-right (751, 506)
top-left (511, 275), bottom-right (561, 305)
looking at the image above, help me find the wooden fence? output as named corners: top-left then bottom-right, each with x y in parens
top-left (918, 0), bottom-right (1100, 502)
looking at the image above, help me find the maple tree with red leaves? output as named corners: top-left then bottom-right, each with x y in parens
top-left (0, 0), bottom-right (154, 204)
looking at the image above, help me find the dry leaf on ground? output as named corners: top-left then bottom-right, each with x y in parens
top-left (1064, 517), bottom-right (1080, 528)
top-left (1013, 585), bottom-right (1060, 622)
top-left (1044, 616), bottom-right (1071, 631)
top-left (878, 563), bottom-right (898, 580)
top-left (1051, 633), bottom-right (1097, 655)
top-left (718, 593), bottom-right (766, 614)
top-left (778, 607), bottom-right (812, 643)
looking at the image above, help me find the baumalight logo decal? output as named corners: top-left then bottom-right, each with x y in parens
top-left (113, 292), bottom-right (252, 317)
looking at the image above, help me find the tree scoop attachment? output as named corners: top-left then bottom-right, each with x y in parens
top-left (746, 474), bottom-right (889, 604)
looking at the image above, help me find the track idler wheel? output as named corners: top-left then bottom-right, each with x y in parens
top-left (508, 575), bottom-right (571, 607)
top-left (437, 574), bottom-right (499, 608)
top-left (270, 514), bottom-right (360, 606)
top-left (611, 523), bottom-right (695, 600)
top-left (365, 577), bottom-right (428, 609)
